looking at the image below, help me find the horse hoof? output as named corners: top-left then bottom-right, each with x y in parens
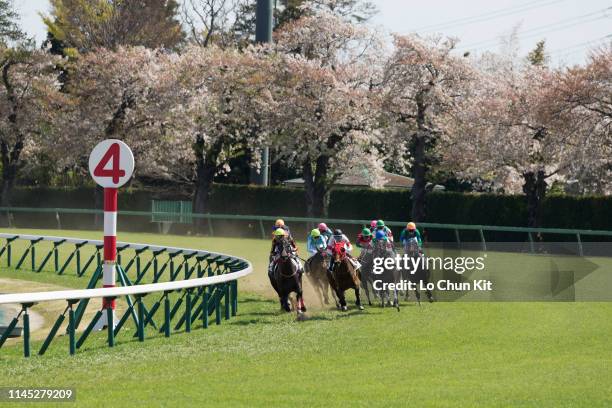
top-left (341, 306), bottom-right (348, 311)
top-left (428, 297), bottom-right (435, 303)
top-left (358, 305), bottom-right (364, 310)
top-left (301, 306), bottom-right (307, 312)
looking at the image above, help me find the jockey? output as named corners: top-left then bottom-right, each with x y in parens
top-left (373, 229), bottom-right (388, 243)
top-left (375, 220), bottom-right (394, 242)
top-left (327, 229), bottom-right (353, 254)
top-left (327, 229), bottom-right (354, 272)
top-left (400, 222), bottom-right (422, 249)
top-left (307, 228), bottom-right (328, 255)
top-left (268, 228), bottom-right (298, 274)
top-left (272, 218), bottom-right (293, 239)
top-left (368, 220), bottom-right (377, 234)
top-left (317, 222), bottom-right (333, 241)
top-left (356, 227), bottom-right (373, 249)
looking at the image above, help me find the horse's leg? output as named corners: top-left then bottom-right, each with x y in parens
top-left (362, 279), bottom-right (372, 306)
top-left (415, 288), bottom-right (422, 306)
top-left (280, 294), bottom-right (291, 312)
top-left (296, 275), bottom-right (306, 312)
top-left (338, 289), bottom-right (347, 311)
top-left (354, 286), bottom-right (364, 310)
top-left (423, 270), bottom-right (434, 302)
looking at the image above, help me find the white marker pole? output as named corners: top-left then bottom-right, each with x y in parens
top-left (89, 139), bottom-right (134, 329)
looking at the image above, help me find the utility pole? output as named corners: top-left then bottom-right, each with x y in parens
top-left (251, 0), bottom-right (273, 186)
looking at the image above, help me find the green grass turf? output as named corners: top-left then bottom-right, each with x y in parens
top-left (0, 229), bottom-right (611, 407)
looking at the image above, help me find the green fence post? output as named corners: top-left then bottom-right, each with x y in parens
top-left (31, 244), bottom-right (36, 271)
top-left (164, 293), bottom-right (171, 337)
top-left (576, 233), bottom-right (583, 257)
top-left (225, 283), bottom-right (230, 320)
top-left (106, 304), bottom-right (115, 348)
top-left (202, 288), bottom-right (209, 329)
top-left (7, 241), bottom-right (11, 267)
top-left (259, 220), bottom-right (266, 239)
top-left (54, 245), bottom-right (59, 272)
top-left (528, 232), bottom-right (535, 253)
top-left (454, 229), bottom-right (460, 246)
top-left (137, 296), bottom-right (145, 342)
top-left (76, 247), bottom-right (81, 275)
top-left (68, 305), bottom-right (76, 355)
top-left (185, 290), bottom-right (192, 333)
top-left (231, 280), bottom-right (237, 317)
top-left (22, 304), bottom-right (32, 358)
top-left (215, 286), bottom-right (222, 325)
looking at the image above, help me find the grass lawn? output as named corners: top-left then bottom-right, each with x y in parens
top-left (0, 228), bottom-right (611, 407)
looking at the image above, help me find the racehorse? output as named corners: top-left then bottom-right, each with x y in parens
top-left (357, 244), bottom-right (377, 306)
top-left (304, 249), bottom-right (333, 305)
top-left (403, 237), bottom-right (434, 304)
top-left (372, 239), bottom-right (400, 311)
top-left (269, 236), bottom-right (306, 313)
top-left (328, 242), bottom-right (364, 311)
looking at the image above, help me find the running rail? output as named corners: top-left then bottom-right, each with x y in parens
top-left (0, 233), bottom-right (252, 357)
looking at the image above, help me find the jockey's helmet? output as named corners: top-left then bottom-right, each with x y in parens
top-left (376, 220), bottom-right (385, 228)
top-left (375, 230), bottom-right (387, 240)
top-left (275, 219), bottom-right (285, 227)
top-left (370, 220), bottom-right (377, 228)
top-left (311, 228), bottom-right (321, 238)
top-left (273, 228), bottom-right (286, 237)
top-left (361, 228), bottom-right (372, 237)
top-left (407, 222), bottom-right (416, 230)
top-left (333, 229), bottom-right (343, 237)
top-left (318, 222), bottom-right (327, 232)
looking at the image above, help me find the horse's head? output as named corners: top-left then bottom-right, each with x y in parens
top-left (333, 242), bottom-right (347, 262)
top-left (406, 237), bottom-right (419, 257)
top-left (278, 236), bottom-right (292, 260)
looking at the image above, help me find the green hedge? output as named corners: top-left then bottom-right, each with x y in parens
top-left (6, 184), bottom-right (612, 231)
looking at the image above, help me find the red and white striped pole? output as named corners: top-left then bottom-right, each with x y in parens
top-left (102, 187), bottom-right (118, 311)
top-left (89, 139), bottom-right (134, 330)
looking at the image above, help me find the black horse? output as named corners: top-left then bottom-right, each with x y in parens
top-left (269, 236), bottom-right (306, 313)
top-left (402, 237), bottom-right (434, 304)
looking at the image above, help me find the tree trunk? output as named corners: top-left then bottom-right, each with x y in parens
top-left (193, 135), bottom-right (220, 233)
top-left (0, 139), bottom-right (23, 227)
top-left (523, 170), bottom-right (547, 229)
top-left (303, 156), bottom-right (329, 218)
top-left (411, 134), bottom-right (427, 222)
top-left (411, 90), bottom-right (430, 222)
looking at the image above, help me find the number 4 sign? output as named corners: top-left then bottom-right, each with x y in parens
top-left (88, 139), bottom-right (134, 188)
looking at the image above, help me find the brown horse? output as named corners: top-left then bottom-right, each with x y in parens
top-left (304, 249), bottom-right (333, 305)
top-left (327, 242), bottom-right (364, 311)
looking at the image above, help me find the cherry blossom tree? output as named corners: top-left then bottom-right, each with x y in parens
top-left (157, 45), bottom-right (273, 227)
top-left (382, 34), bottom-right (474, 222)
top-left (443, 53), bottom-right (608, 228)
top-left (269, 10), bottom-right (385, 217)
top-left (60, 46), bottom-right (168, 175)
top-left (0, 45), bottom-right (64, 209)
top-left (546, 46), bottom-right (612, 194)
